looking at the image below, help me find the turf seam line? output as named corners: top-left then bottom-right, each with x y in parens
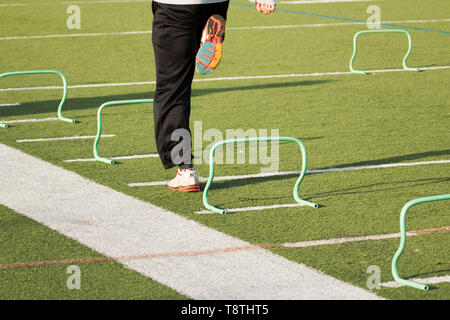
top-left (1, 66), bottom-right (448, 93)
top-left (0, 226), bottom-right (448, 271)
top-left (128, 159), bottom-right (450, 188)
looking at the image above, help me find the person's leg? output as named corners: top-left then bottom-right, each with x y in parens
top-left (152, 1), bottom-right (199, 170)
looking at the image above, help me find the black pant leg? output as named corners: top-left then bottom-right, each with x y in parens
top-left (152, 2), bottom-right (199, 169)
top-left (151, 1), bottom-right (230, 169)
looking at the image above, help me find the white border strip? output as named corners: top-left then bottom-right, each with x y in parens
top-left (1, 66), bottom-right (449, 93)
top-left (128, 160), bottom-right (450, 188)
top-left (65, 153), bottom-right (159, 162)
top-left (16, 134), bottom-right (115, 143)
top-left (381, 276), bottom-right (450, 288)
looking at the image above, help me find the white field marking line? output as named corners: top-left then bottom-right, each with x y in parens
top-left (16, 134), bottom-right (115, 143)
top-left (128, 159), bottom-right (450, 188)
top-left (65, 153), bottom-right (159, 162)
top-left (230, 19), bottom-right (450, 30)
top-left (381, 276), bottom-right (450, 288)
top-left (1, 0), bottom-right (370, 6)
top-left (279, 0), bottom-right (372, 3)
top-left (0, 103), bottom-right (20, 107)
top-left (0, 143), bottom-right (381, 299)
top-left (0, 0), bottom-right (149, 7)
top-left (2, 19), bottom-right (450, 41)
top-left (195, 203), bottom-right (305, 214)
top-left (0, 30), bottom-right (152, 41)
top-left (1, 117), bottom-right (59, 124)
top-left (283, 227), bottom-right (450, 248)
top-left (1, 66), bottom-right (449, 93)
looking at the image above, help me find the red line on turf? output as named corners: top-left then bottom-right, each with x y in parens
top-left (0, 227), bottom-right (448, 271)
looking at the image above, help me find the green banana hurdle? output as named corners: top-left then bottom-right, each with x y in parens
top-left (391, 194), bottom-right (450, 291)
top-left (350, 29), bottom-right (421, 75)
top-left (203, 136), bottom-right (319, 214)
top-left (0, 70), bottom-right (77, 128)
top-left (93, 99), bottom-right (153, 164)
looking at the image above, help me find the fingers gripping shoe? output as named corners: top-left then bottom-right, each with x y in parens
top-left (168, 168), bottom-right (200, 192)
top-left (195, 14), bottom-right (226, 75)
top-left (255, 0), bottom-right (277, 15)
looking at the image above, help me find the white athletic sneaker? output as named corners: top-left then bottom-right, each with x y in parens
top-left (168, 168), bottom-right (200, 192)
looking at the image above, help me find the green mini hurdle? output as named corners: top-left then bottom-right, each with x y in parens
top-left (391, 194), bottom-right (450, 291)
top-left (93, 99), bottom-right (153, 164)
top-left (202, 136), bottom-right (318, 214)
top-left (0, 70), bottom-right (77, 128)
top-left (350, 30), bottom-right (421, 75)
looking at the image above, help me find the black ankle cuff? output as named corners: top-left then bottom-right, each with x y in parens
top-left (179, 164), bottom-right (194, 170)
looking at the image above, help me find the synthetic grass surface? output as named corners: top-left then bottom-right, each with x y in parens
top-left (0, 205), bottom-right (189, 299)
top-left (0, 0), bottom-right (449, 299)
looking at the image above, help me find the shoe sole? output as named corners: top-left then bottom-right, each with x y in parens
top-left (168, 185), bottom-right (201, 192)
top-left (196, 14), bottom-right (226, 74)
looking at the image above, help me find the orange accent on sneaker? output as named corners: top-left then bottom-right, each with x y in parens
top-left (196, 14), bottom-right (226, 74)
top-left (203, 14), bottom-right (226, 46)
top-left (168, 185), bottom-right (201, 192)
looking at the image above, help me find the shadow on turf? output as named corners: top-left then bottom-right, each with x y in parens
top-left (318, 150), bottom-right (450, 169)
top-left (408, 269), bottom-right (450, 280)
top-left (203, 175), bottom-right (448, 204)
top-left (0, 80), bottom-right (332, 118)
top-left (307, 177), bottom-right (449, 199)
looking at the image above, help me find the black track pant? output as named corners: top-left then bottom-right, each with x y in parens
top-left (151, 0), bottom-right (229, 169)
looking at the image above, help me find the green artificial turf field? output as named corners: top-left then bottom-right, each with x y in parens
top-left (0, 0), bottom-right (449, 300)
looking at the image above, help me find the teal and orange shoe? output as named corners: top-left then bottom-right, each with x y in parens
top-left (195, 14), bottom-right (226, 75)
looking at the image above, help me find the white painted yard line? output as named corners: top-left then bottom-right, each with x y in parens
top-left (0, 30), bottom-right (152, 41)
top-left (3, 0), bottom-right (372, 6)
top-left (16, 134), bottom-right (115, 143)
top-left (0, 103), bottom-right (20, 107)
top-left (65, 153), bottom-right (159, 162)
top-left (2, 19), bottom-right (449, 40)
top-left (128, 159), bottom-right (450, 188)
top-left (284, 232), bottom-right (409, 248)
top-left (1, 117), bottom-right (59, 123)
top-left (284, 225), bottom-right (450, 248)
top-left (381, 276), bottom-right (450, 288)
top-left (231, 19), bottom-right (450, 30)
top-left (0, 143), bottom-right (381, 299)
top-left (280, 0), bottom-right (372, 3)
top-left (0, 0), bottom-right (149, 7)
top-left (1, 66), bottom-right (448, 93)
top-left (195, 203), bottom-right (305, 214)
